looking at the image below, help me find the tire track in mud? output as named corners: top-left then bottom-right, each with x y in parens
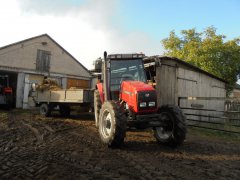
top-left (66, 124), bottom-right (167, 180)
top-left (0, 111), bottom-right (240, 179)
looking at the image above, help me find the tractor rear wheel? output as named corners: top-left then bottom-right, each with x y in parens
top-left (98, 101), bottom-right (126, 148)
top-left (94, 90), bottom-right (102, 127)
top-left (154, 105), bottom-right (186, 147)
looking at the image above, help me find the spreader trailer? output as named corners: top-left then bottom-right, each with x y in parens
top-left (33, 88), bottom-right (93, 117)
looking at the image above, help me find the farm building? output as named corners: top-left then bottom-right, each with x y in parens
top-left (0, 34), bottom-right (92, 109)
top-left (144, 56), bottom-right (227, 120)
top-left (230, 84), bottom-right (240, 98)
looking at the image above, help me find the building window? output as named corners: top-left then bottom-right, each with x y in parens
top-left (36, 49), bottom-right (51, 72)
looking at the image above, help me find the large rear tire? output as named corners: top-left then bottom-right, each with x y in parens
top-left (94, 90), bottom-right (102, 127)
top-left (154, 105), bottom-right (186, 147)
top-left (99, 101), bottom-right (126, 148)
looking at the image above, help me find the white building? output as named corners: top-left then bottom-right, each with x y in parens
top-left (0, 34), bottom-right (92, 109)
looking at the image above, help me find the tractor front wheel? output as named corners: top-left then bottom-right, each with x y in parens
top-left (154, 105), bottom-right (186, 147)
top-left (98, 101), bottom-right (126, 148)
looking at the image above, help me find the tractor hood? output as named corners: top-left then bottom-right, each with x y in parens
top-left (120, 81), bottom-right (157, 113)
top-left (121, 81), bottom-right (155, 93)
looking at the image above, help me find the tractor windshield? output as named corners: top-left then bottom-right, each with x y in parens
top-left (110, 59), bottom-right (146, 100)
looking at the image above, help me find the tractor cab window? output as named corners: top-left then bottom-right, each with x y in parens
top-left (110, 59), bottom-right (146, 100)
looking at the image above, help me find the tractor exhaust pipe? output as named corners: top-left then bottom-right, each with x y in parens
top-left (103, 51), bottom-right (110, 101)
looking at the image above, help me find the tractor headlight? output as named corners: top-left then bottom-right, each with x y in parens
top-left (139, 102), bottom-right (147, 107)
top-left (148, 102), bottom-right (155, 107)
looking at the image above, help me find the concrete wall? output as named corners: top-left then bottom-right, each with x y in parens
top-left (16, 73), bottom-right (25, 108)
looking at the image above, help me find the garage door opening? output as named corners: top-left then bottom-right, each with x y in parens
top-left (0, 71), bottom-right (18, 108)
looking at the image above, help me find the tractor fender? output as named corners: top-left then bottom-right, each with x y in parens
top-left (96, 83), bottom-right (104, 103)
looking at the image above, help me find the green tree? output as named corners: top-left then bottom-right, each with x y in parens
top-left (162, 26), bottom-right (240, 93)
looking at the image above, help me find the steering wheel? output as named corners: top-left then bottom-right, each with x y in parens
top-left (120, 74), bottom-right (134, 84)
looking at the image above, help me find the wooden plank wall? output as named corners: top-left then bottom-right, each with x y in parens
top-left (67, 78), bottom-right (90, 89)
top-left (155, 59), bottom-right (226, 121)
top-left (156, 65), bottom-right (176, 106)
top-left (177, 67), bottom-right (226, 120)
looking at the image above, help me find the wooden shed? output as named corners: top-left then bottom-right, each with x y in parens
top-left (144, 56), bottom-right (227, 120)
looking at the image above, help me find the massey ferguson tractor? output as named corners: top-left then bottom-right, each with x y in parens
top-left (94, 52), bottom-right (186, 148)
top-left (0, 75), bottom-right (13, 109)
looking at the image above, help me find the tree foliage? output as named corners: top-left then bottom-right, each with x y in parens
top-left (161, 26), bottom-right (240, 93)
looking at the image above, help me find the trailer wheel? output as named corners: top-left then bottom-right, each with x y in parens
top-left (59, 105), bottom-right (71, 117)
top-left (94, 90), bottom-right (102, 127)
top-left (5, 94), bottom-right (13, 110)
top-left (154, 105), bottom-right (186, 147)
top-left (99, 101), bottom-right (126, 148)
top-left (39, 103), bottom-right (52, 117)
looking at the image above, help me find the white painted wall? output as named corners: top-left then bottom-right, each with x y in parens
top-left (16, 72), bottom-right (25, 108)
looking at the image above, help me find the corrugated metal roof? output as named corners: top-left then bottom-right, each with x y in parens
top-left (144, 56), bottom-right (227, 83)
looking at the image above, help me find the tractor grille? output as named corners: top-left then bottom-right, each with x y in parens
top-left (137, 91), bottom-right (157, 111)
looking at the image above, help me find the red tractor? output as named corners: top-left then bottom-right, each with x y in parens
top-left (0, 75), bottom-right (13, 109)
top-left (94, 52), bottom-right (186, 148)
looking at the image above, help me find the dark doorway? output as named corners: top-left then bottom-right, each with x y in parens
top-left (0, 71), bottom-right (18, 108)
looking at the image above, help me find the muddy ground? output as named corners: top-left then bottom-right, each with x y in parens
top-left (0, 110), bottom-right (239, 180)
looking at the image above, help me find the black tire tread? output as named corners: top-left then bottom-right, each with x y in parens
top-left (99, 101), bottom-right (126, 148)
top-left (40, 103), bottom-right (52, 117)
top-left (155, 105), bottom-right (187, 147)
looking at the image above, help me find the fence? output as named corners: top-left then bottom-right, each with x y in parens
top-left (178, 97), bottom-right (240, 134)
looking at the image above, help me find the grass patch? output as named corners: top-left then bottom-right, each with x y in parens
top-left (189, 126), bottom-right (240, 143)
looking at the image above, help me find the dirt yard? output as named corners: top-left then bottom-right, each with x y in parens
top-left (0, 110), bottom-right (239, 180)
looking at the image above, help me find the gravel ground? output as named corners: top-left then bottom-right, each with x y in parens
top-left (0, 110), bottom-right (239, 180)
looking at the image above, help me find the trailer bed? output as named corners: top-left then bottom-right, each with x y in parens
top-left (35, 89), bottom-right (93, 104)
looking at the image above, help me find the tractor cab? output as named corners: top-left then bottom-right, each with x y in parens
top-left (108, 54), bottom-right (147, 100)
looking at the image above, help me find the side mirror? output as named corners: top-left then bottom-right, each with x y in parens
top-left (94, 58), bottom-right (102, 72)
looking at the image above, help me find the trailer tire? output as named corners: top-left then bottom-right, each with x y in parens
top-left (59, 105), bottom-right (71, 117)
top-left (6, 94), bottom-right (13, 109)
top-left (94, 90), bottom-right (102, 127)
top-left (39, 103), bottom-right (52, 117)
top-left (99, 101), bottom-right (126, 148)
top-left (154, 105), bottom-right (186, 147)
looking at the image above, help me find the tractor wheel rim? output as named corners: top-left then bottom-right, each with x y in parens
top-left (94, 102), bottom-right (98, 124)
top-left (101, 110), bottom-right (112, 138)
top-left (41, 106), bottom-right (47, 114)
top-left (156, 112), bottom-right (174, 140)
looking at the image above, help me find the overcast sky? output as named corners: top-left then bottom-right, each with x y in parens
top-left (0, 0), bottom-right (240, 71)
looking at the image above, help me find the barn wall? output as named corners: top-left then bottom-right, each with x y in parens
top-left (156, 64), bottom-right (177, 106)
top-left (230, 89), bottom-right (240, 98)
top-left (176, 66), bottom-right (226, 120)
top-left (0, 35), bottom-right (91, 79)
top-left (16, 73), bottom-right (25, 108)
top-left (155, 59), bottom-right (226, 119)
